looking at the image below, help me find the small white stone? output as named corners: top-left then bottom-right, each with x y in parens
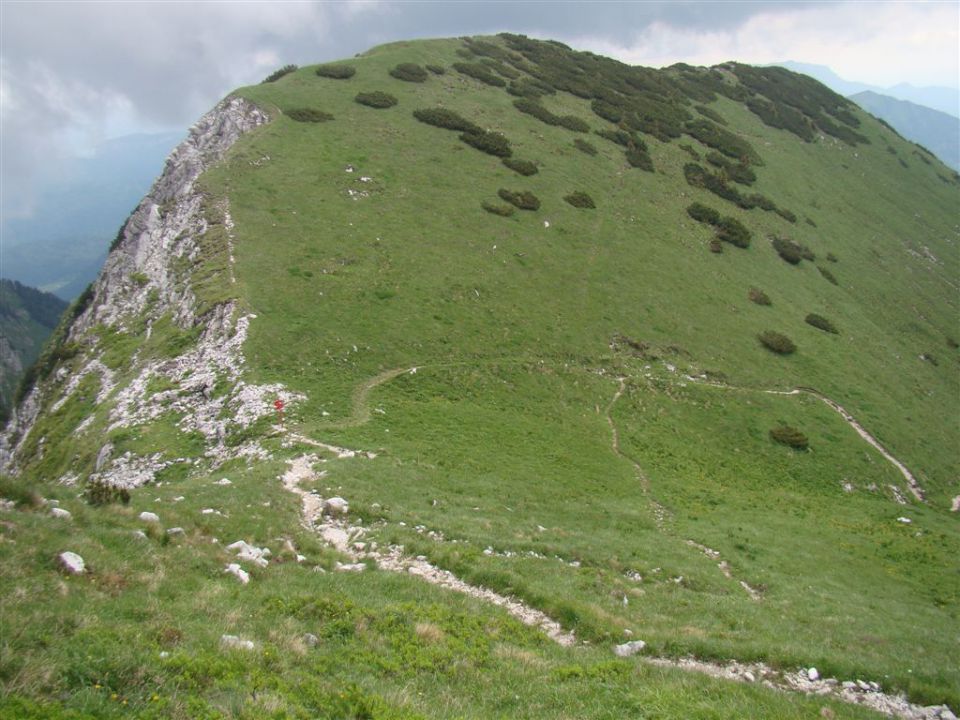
top-left (613, 640), bottom-right (646, 657)
top-left (159, 651), bottom-right (170, 658)
top-left (335, 561), bottom-right (365, 572)
top-left (132, 530), bottom-right (148, 539)
top-left (303, 633), bottom-right (319, 647)
top-left (139, 511), bottom-right (160, 523)
top-left (743, 671), bottom-right (756, 682)
top-left (50, 507), bottom-right (72, 520)
top-left (166, 527), bottom-right (185, 536)
top-left (220, 634), bottom-right (254, 651)
top-left (58, 551), bottom-right (86, 575)
top-left (224, 563), bottom-right (250, 584)
top-left (214, 478), bottom-right (232, 486)
top-left (323, 497), bottom-right (349, 516)
top-left (807, 667), bottom-right (819, 681)
top-left (896, 516), bottom-right (912, 524)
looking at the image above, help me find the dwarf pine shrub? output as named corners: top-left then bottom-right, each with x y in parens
top-left (559, 115), bottom-right (590, 133)
top-left (625, 146), bottom-right (654, 171)
top-left (390, 63), bottom-right (428, 82)
top-left (687, 202), bottom-right (720, 225)
top-left (758, 330), bottom-right (796, 354)
top-left (709, 239), bottom-right (723, 253)
top-left (502, 158), bottom-right (538, 176)
top-left (355, 91), bottom-right (398, 109)
top-left (770, 425), bottom-right (809, 450)
top-left (85, 480), bottom-right (131, 506)
top-left (564, 191), bottom-right (596, 209)
top-left (482, 200), bottom-right (516, 217)
top-left (315, 64), bottom-right (355, 79)
top-left (817, 266), bottom-right (839, 286)
top-left (263, 64), bottom-right (297, 83)
top-left (286, 108), bottom-right (334, 123)
top-left (413, 108), bottom-right (482, 134)
top-left (453, 62), bottom-right (506, 87)
top-left (716, 217), bottom-right (752, 248)
top-left (514, 98), bottom-right (561, 126)
top-left (460, 130), bottom-right (512, 157)
top-left (574, 138), bottom-right (598, 155)
top-left (748, 287), bottom-right (772, 305)
top-left (498, 189), bottom-right (541, 210)
top-left (426, 64), bottom-right (446, 75)
top-left (772, 236), bottom-right (810, 265)
top-left (805, 313), bottom-right (839, 334)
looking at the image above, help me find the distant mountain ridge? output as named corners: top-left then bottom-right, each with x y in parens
top-left (849, 91), bottom-right (960, 171)
top-left (776, 61), bottom-right (960, 118)
top-left (0, 279), bottom-right (67, 422)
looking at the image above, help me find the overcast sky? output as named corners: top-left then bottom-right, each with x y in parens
top-left (2, 0), bottom-right (958, 220)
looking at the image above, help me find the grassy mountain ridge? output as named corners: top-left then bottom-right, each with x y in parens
top-left (2, 34), bottom-right (958, 718)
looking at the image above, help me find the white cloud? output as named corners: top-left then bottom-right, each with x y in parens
top-left (572, 1), bottom-right (959, 89)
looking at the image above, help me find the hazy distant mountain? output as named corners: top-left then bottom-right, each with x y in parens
top-left (1, 131), bottom-right (182, 300)
top-left (850, 91), bottom-right (960, 171)
top-left (777, 61), bottom-right (959, 118)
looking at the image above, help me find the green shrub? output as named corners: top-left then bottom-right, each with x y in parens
top-left (687, 203), bottom-right (720, 225)
top-left (452, 62), bottom-right (506, 87)
top-left (85, 480), bottom-right (131, 506)
top-left (748, 287), bottom-right (772, 305)
top-left (758, 330), bottom-right (797, 355)
top-left (705, 152), bottom-right (756, 185)
top-left (564, 191), bottom-right (596, 209)
top-left (679, 143), bottom-right (701, 160)
top-left (286, 108), bottom-right (334, 123)
top-left (559, 115), bottom-right (590, 133)
top-left (625, 146), bottom-right (654, 171)
top-left (263, 64), bottom-right (297, 83)
top-left (354, 91), bottom-right (398, 109)
top-left (695, 105), bottom-right (727, 125)
top-left (502, 158), bottom-right (538, 176)
top-left (591, 99), bottom-right (623, 123)
top-left (481, 200), bottom-right (516, 217)
top-left (390, 63), bottom-right (428, 82)
top-left (685, 119), bottom-right (761, 164)
top-left (817, 265), bottom-right (839, 285)
top-left (460, 130), bottom-right (512, 157)
top-left (805, 313), bottom-right (839, 334)
top-left (771, 236), bottom-right (813, 264)
top-left (708, 239), bottom-right (723, 254)
top-left (716, 217), bottom-right (752, 248)
top-left (770, 425), bottom-right (809, 450)
top-left (480, 58), bottom-right (521, 79)
top-left (498, 189), bottom-right (541, 211)
top-left (826, 252), bottom-right (838, 262)
top-left (574, 138), bottom-right (597, 156)
top-left (596, 128), bottom-right (633, 147)
top-left (315, 64), bottom-right (355, 79)
top-left (413, 108), bottom-right (481, 134)
top-left (514, 98), bottom-right (561, 126)
top-left (776, 207), bottom-right (798, 223)
top-left (507, 78), bottom-right (555, 99)
top-left (426, 64), bottom-right (446, 75)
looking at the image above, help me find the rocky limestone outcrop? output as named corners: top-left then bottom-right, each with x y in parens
top-left (0, 95), bottom-right (289, 483)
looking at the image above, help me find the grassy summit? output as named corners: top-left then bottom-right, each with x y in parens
top-left (2, 35), bottom-right (958, 718)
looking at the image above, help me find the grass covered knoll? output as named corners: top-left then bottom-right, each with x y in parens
top-left (4, 34), bottom-right (959, 717)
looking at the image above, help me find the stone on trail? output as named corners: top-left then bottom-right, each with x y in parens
top-left (613, 640), bottom-right (646, 657)
top-left (322, 496), bottom-right (349, 516)
top-left (808, 667), bottom-right (820, 681)
top-left (139, 511), bottom-right (160, 523)
top-left (58, 551), bottom-right (86, 575)
top-left (335, 561), bottom-right (365, 572)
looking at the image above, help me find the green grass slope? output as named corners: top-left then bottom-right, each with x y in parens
top-left (2, 35), bottom-right (958, 718)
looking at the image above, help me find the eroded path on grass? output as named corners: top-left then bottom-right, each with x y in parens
top-left (280, 453), bottom-right (575, 646)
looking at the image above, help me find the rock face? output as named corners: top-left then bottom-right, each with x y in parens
top-left (0, 96), bottom-right (301, 487)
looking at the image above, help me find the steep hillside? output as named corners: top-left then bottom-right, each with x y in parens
top-left (0, 279), bottom-right (67, 422)
top-left (850, 91), bottom-right (960, 171)
top-left (1, 36), bottom-right (958, 719)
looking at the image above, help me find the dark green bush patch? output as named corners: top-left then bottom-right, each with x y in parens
top-left (805, 313), bottom-right (839, 334)
top-left (390, 63), bottom-right (429, 83)
top-left (502, 158), bottom-right (538, 176)
top-left (705, 152), bottom-right (756, 186)
top-left (775, 207), bottom-right (798, 223)
top-left (460, 130), bottom-right (512, 158)
top-left (85, 480), bottom-right (130, 506)
top-left (481, 200), bottom-right (516, 217)
top-left (625, 146), bottom-right (654, 171)
top-left (817, 265), bottom-right (839, 285)
top-left (687, 202), bottom-right (720, 225)
top-left (354, 91), bottom-right (398, 109)
top-left (286, 108), bottom-right (334, 123)
top-left (748, 287), bottom-right (771, 305)
top-left (498, 189), bottom-right (541, 211)
top-left (453, 62), bottom-right (507, 87)
top-left (679, 143), bottom-right (701, 160)
top-left (514, 98), bottom-right (561, 126)
top-left (315, 64), bottom-right (356, 79)
top-left (758, 330), bottom-right (797, 355)
top-left (426, 64), bottom-right (446, 75)
top-left (716, 217), bottom-right (751, 248)
top-left (771, 236), bottom-right (814, 265)
top-left (559, 115), bottom-right (590, 133)
top-left (685, 119), bottom-right (761, 164)
top-left (263, 64), bottom-right (297, 83)
top-left (480, 57), bottom-right (521, 79)
top-left (413, 108), bottom-right (481, 134)
top-left (920, 352), bottom-right (939, 366)
top-left (596, 128), bottom-right (634, 148)
top-left (564, 191), bottom-right (595, 209)
top-left (574, 138), bottom-right (597, 156)
top-left (770, 424), bottom-right (809, 450)
top-left (694, 105), bottom-right (727, 125)
top-left (708, 239), bottom-right (723, 254)
top-left (826, 252), bottom-right (838, 262)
